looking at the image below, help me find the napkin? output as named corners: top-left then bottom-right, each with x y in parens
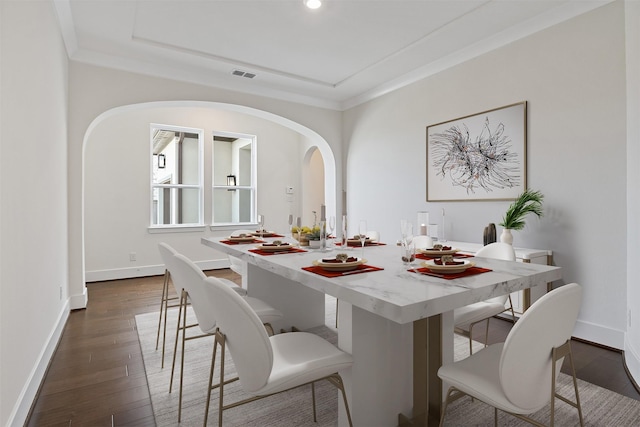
top-left (409, 266), bottom-right (491, 280)
top-left (249, 247), bottom-right (307, 256)
top-left (221, 238), bottom-right (265, 245)
top-left (303, 264), bottom-right (383, 278)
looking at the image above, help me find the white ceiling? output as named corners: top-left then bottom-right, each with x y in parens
top-left (54, 0), bottom-right (611, 110)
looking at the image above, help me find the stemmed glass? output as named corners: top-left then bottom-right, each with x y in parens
top-left (358, 220), bottom-right (368, 259)
top-left (328, 216), bottom-right (336, 249)
top-left (258, 214), bottom-right (265, 239)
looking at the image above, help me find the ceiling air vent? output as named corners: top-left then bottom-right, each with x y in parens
top-left (231, 69), bottom-right (256, 79)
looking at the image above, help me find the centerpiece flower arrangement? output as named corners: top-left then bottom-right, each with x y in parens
top-left (291, 211), bottom-right (321, 246)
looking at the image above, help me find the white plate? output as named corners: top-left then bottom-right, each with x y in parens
top-left (418, 248), bottom-right (459, 256)
top-left (346, 238), bottom-right (376, 245)
top-left (228, 235), bottom-right (256, 242)
top-left (255, 243), bottom-right (293, 252)
top-left (252, 231), bottom-right (279, 237)
top-left (422, 259), bottom-right (474, 274)
top-left (313, 257), bottom-right (366, 272)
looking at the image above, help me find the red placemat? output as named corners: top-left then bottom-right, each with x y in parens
top-left (249, 247), bottom-right (307, 256)
top-left (415, 252), bottom-right (474, 260)
top-left (220, 239), bottom-right (265, 245)
top-left (335, 241), bottom-right (387, 247)
top-left (303, 264), bottom-right (384, 278)
top-left (252, 233), bottom-right (285, 238)
top-left (409, 266), bottom-right (491, 280)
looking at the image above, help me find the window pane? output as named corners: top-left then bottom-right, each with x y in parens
top-left (153, 131), bottom-right (200, 185)
top-left (213, 188), bottom-right (253, 224)
top-left (152, 187), bottom-right (201, 225)
top-left (213, 136), bottom-right (253, 186)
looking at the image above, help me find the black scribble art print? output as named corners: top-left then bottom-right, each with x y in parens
top-left (427, 102), bottom-right (526, 201)
top-left (430, 117), bottom-right (520, 194)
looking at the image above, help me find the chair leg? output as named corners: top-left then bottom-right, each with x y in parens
top-left (567, 348), bottom-right (584, 427)
top-left (484, 318), bottom-right (491, 348)
top-left (155, 269), bottom-right (169, 350)
top-left (439, 387), bottom-right (457, 427)
top-left (494, 407), bottom-right (498, 427)
top-left (264, 322), bottom-right (274, 336)
top-left (218, 334), bottom-right (227, 427)
top-left (507, 295), bottom-right (516, 323)
top-left (204, 332), bottom-right (220, 427)
top-left (311, 382), bottom-right (317, 422)
top-left (327, 374), bottom-right (353, 427)
top-left (178, 290), bottom-right (188, 423)
top-left (468, 322), bottom-right (475, 355)
top-left (551, 340), bottom-right (584, 427)
top-left (169, 289), bottom-right (186, 393)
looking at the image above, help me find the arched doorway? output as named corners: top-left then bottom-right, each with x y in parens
top-left (81, 101), bottom-right (338, 286)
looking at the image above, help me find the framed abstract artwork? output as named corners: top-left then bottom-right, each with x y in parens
top-left (426, 101), bottom-right (527, 201)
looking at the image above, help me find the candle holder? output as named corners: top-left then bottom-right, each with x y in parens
top-left (417, 211), bottom-right (429, 235)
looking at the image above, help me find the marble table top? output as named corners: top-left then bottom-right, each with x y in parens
top-left (201, 236), bottom-right (562, 325)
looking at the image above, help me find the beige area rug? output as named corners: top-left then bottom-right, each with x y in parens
top-left (136, 295), bottom-right (640, 426)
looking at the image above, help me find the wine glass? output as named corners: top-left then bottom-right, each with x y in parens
top-left (258, 214), bottom-right (265, 239)
top-left (328, 215), bottom-right (336, 248)
top-left (400, 220), bottom-right (413, 246)
top-left (401, 241), bottom-right (416, 267)
top-left (358, 220), bottom-right (368, 259)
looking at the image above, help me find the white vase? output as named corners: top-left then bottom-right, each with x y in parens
top-left (309, 240), bottom-right (321, 249)
top-left (500, 228), bottom-right (513, 245)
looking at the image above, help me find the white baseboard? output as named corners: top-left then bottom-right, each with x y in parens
top-left (69, 287), bottom-right (88, 310)
top-left (7, 300), bottom-right (70, 427)
top-left (85, 259), bottom-right (230, 282)
top-left (573, 318), bottom-right (625, 350)
top-left (624, 336), bottom-right (640, 388)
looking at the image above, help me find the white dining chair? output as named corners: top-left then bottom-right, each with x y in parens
top-left (157, 243), bottom-right (248, 370)
top-left (366, 230), bottom-right (380, 242)
top-left (453, 242), bottom-right (517, 354)
top-left (412, 235), bottom-right (434, 249)
top-left (166, 251), bottom-right (283, 422)
top-left (438, 283), bottom-right (584, 427)
top-left (202, 275), bottom-right (354, 427)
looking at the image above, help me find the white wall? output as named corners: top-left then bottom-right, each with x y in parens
top-left (69, 63), bottom-right (343, 298)
top-left (84, 105), bottom-right (306, 278)
top-left (344, 2), bottom-right (628, 349)
top-left (624, 0), bottom-right (640, 387)
top-left (0, 1), bottom-right (70, 425)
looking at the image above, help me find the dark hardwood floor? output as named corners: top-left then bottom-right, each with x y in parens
top-left (26, 273), bottom-right (640, 426)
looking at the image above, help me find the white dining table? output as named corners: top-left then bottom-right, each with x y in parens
top-left (201, 235), bottom-right (562, 427)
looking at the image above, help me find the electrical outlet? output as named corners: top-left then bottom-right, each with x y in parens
top-left (129, 252), bottom-right (137, 262)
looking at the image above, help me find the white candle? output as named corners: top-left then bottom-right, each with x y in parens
top-left (420, 224), bottom-right (427, 235)
top-left (320, 204), bottom-right (326, 221)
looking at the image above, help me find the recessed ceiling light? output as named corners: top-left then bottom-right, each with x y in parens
top-left (304, 0), bottom-right (322, 10)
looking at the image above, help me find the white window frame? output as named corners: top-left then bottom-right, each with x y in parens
top-left (211, 131), bottom-right (257, 228)
top-left (149, 124), bottom-right (204, 231)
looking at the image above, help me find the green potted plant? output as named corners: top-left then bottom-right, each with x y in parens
top-left (499, 189), bottom-right (544, 244)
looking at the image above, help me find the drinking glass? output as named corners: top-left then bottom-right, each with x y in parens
top-left (400, 220), bottom-right (414, 246)
top-left (328, 215), bottom-right (336, 248)
top-left (400, 241), bottom-right (416, 266)
top-left (258, 214), bottom-right (265, 239)
top-left (358, 220), bottom-right (367, 259)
